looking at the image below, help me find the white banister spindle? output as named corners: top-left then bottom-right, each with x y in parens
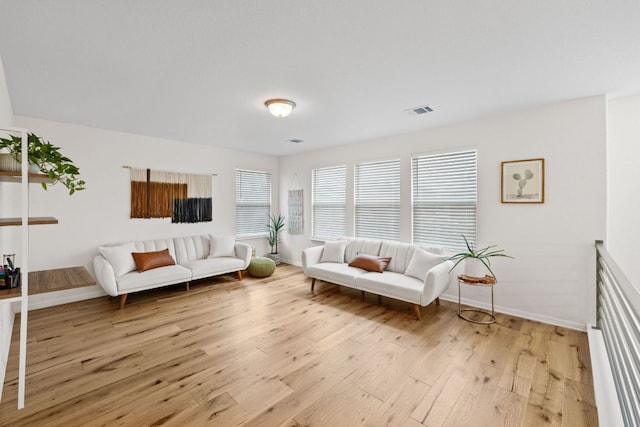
top-left (18, 129), bottom-right (29, 408)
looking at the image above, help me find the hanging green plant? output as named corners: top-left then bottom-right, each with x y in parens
top-left (0, 132), bottom-right (86, 195)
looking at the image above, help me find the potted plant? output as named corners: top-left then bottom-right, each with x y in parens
top-left (448, 235), bottom-right (513, 279)
top-left (267, 214), bottom-right (286, 265)
top-left (0, 132), bottom-right (86, 195)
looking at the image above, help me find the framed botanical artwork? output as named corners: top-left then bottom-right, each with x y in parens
top-left (501, 158), bottom-right (544, 203)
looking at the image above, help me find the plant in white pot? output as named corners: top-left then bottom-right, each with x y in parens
top-left (266, 214), bottom-right (286, 265)
top-left (0, 132), bottom-right (86, 195)
top-left (448, 235), bottom-right (513, 279)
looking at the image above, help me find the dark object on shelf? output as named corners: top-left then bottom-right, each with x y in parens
top-left (0, 267), bottom-right (20, 289)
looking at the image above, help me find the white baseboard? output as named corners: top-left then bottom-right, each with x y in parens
top-left (438, 294), bottom-right (587, 331)
top-left (282, 258), bottom-right (302, 267)
top-left (587, 325), bottom-right (624, 426)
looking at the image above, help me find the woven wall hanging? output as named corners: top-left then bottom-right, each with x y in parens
top-left (129, 167), bottom-right (213, 223)
top-left (288, 173), bottom-right (304, 235)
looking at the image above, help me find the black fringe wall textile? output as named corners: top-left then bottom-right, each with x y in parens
top-left (130, 168), bottom-right (213, 223)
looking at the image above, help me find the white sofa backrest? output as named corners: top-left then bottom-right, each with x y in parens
top-left (343, 238), bottom-right (382, 263)
top-left (379, 241), bottom-right (419, 274)
top-left (133, 238), bottom-right (177, 260)
top-left (173, 235), bottom-right (210, 264)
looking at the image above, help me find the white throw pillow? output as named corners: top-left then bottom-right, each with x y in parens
top-left (98, 242), bottom-right (138, 277)
top-left (320, 240), bottom-right (348, 263)
top-left (405, 248), bottom-right (447, 281)
top-left (419, 244), bottom-right (444, 255)
top-left (209, 235), bottom-right (236, 258)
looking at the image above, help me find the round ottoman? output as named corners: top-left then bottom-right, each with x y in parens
top-left (248, 257), bottom-right (276, 278)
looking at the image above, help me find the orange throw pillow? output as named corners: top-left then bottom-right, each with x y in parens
top-left (348, 254), bottom-right (391, 273)
top-left (131, 249), bottom-right (176, 272)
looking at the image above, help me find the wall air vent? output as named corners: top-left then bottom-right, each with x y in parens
top-left (405, 105), bottom-right (434, 116)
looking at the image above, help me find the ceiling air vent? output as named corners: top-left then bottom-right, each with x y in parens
top-left (405, 105), bottom-right (434, 116)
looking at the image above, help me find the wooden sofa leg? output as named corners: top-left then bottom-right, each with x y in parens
top-left (436, 297), bottom-right (440, 306)
top-left (119, 294), bottom-right (128, 310)
top-left (311, 278), bottom-right (316, 291)
top-left (413, 304), bottom-right (422, 321)
top-left (186, 281), bottom-right (190, 292)
top-left (237, 270), bottom-right (243, 281)
top-left (361, 290), bottom-right (365, 302)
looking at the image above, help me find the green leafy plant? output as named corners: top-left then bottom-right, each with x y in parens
top-left (448, 235), bottom-right (513, 278)
top-left (267, 214), bottom-right (286, 254)
top-left (0, 132), bottom-right (86, 195)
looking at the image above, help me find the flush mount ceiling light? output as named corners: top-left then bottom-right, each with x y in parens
top-left (264, 99), bottom-right (296, 118)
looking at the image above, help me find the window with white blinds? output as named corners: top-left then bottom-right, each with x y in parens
top-left (312, 165), bottom-right (346, 240)
top-left (235, 169), bottom-right (272, 239)
top-left (354, 159), bottom-right (400, 240)
top-left (412, 149), bottom-right (477, 252)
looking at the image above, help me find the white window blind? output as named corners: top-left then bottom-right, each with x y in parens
top-left (412, 149), bottom-right (477, 252)
top-left (235, 169), bottom-right (272, 238)
top-left (312, 165), bottom-right (346, 240)
top-left (354, 159), bottom-right (401, 240)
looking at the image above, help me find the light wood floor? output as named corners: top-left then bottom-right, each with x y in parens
top-left (0, 264), bottom-right (597, 426)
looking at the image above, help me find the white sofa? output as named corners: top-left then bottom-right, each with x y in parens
top-left (302, 238), bottom-right (455, 320)
top-left (94, 234), bottom-right (251, 309)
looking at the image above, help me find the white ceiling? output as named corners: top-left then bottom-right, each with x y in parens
top-left (1, 1), bottom-right (639, 156)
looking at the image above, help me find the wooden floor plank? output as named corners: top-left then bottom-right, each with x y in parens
top-left (0, 264), bottom-right (598, 426)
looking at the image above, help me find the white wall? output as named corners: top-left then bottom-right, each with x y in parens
top-left (279, 96), bottom-right (607, 329)
top-left (607, 94), bottom-right (640, 289)
top-left (4, 116), bottom-right (279, 277)
top-left (0, 55), bottom-right (12, 127)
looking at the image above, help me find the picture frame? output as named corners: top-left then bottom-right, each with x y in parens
top-left (501, 158), bottom-right (544, 203)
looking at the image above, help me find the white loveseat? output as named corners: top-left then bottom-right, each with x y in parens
top-left (302, 238), bottom-right (455, 320)
top-left (94, 234), bottom-right (251, 309)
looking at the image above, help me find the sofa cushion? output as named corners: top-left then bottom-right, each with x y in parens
top-left (344, 238), bottom-right (383, 263)
top-left (174, 235), bottom-right (210, 264)
top-left (320, 240), bottom-right (348, 263)
top-left (133, 239), bottom-right (177, 260)
top-left (379, 241), bottom-right (417, 274)
top-left (307, 263), bottom-right (368, 287)
top-left (132, 249), bottom-right (176, 272)
top-left (116, 264), bottom-right (191, 293)
top-left (348, 254), bottom-right (391, 273)
top-left (209, 235), bottom-right (236, 258)
top-left (98, 242), bottom-right (137, 277)
top-left (182, 257), bottom-right (245, 280)
top-left (404, 248), bottom-right (448, 281)
top-left (356, 271), bottom-right (424, 304)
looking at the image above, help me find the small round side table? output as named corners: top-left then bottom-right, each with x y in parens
top-left (457, 274), bottom-right (497, 324)
top-left (248, 257), bottom-right (276, 278)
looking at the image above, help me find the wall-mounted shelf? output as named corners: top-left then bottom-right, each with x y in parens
top-left (0, 266), bottom-right (95, 301)
top-left (0, 171), bottom-right (54, 184)
top-left (0, 217), bottom-right (58, 227)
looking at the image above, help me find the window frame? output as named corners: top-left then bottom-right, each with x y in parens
top-left (235, 168), bottom-right (272, 239)
top-left (411, 148), bottom-right (477, 252)
top-left (354, 158), bottom-right (401, 241)
top-left (311, 164), bottom-right (347, 241)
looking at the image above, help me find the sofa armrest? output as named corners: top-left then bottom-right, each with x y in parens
top-left (421, 259), bottom-right (455, 305)
top-left (93, 255), bottom-right (119, 297)
top-left (302, 246), bottom-right (324, 276)
top-left (235, 242), bottom-right (252, 269)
